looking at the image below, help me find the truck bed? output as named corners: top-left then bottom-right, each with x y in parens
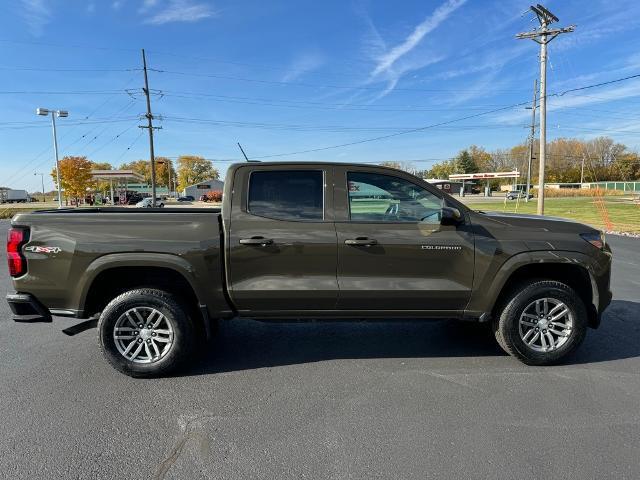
top-left (10, 208), bottom-right (229, 319)
top-left (30, 207), bottom-right (222, 214)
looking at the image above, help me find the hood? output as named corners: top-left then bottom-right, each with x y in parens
top-left (476, 211), bottom-right (597, 235)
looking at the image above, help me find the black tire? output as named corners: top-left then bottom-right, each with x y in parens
top-left (493, 280), bottom-right (587, 365)
top-left (98, 288), bottom-right (195, 377)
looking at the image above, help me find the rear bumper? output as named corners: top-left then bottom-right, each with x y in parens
top-left (6, 293), bottom-right (52, 323)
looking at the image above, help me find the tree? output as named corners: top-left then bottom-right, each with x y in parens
top-left (455, 150), bottom-right (478, 174)
top-left (176, 156), bottom-right (219, 191)
top-left (120, 160), bottom-right (151, 183)
top-left (155, 157), bottom-right (175, 188)
top-left (379, 161), bottom-right (416, 174)
top-left (91, 162), bottom-right (113, 196)
top-left (468, 145), bottom-right (492, 171)
top-left (426, 159), bottom-right (457, 179)
top-left (51, 156), bottom-right (94, 206)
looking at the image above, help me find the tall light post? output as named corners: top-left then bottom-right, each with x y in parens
top-left (33, 172), bottom-right (46, 202)
top-left (36, 108), bottom-right (68, 208)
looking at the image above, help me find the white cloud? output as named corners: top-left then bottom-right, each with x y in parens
top-left (496, 81), bottom-right (640, 125)
top-left (437, 45), bottom-right (527, 80)
top-left (371, 0), bottom-right (466, 77)
top-left (112, 0), bottom-right (125, 10)
top-left (145, 0), bottom-right (215, 25)
top-left (139, 0), bottom-right (159, 12)
top-left (19, 0), bottom-right (51, 36)
top-left (282, 53), bottom-right (326, 82)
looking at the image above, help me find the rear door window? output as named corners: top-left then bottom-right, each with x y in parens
top-left (248, 170), bottom-right (324, 221)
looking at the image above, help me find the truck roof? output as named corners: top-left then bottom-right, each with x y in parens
top-left (228, 161), bottom-right (404, 168)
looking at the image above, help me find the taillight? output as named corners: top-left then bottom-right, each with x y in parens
top-left (7, 227), bottom-right (28, 277)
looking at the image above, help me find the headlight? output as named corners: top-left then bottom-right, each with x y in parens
top-left (580, 231), bottom-right (605, 250)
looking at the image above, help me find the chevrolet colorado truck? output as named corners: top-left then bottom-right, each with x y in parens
top-left (6, 162), bottom-right (612, 377)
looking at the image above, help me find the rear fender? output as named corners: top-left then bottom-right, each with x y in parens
top-left (75, 253), bottom-right (204, 316)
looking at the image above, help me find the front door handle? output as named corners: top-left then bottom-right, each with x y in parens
top-left (239, 236), bottom-right (274, 246)
top-left (344, 237), bottom-right (378, 247)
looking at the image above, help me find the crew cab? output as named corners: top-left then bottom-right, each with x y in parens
top-left (6, 162), bottom-right (612, 376)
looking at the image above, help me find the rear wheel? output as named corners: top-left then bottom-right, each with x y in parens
top-left (493, 280), bottom-right (587, 365)
top-left (98, 288), bottom-right (195, 377)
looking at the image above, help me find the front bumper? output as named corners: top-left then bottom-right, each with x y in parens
top-left (6, 293), bottom-right (52, 323)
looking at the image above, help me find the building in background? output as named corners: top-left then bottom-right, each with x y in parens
top-left (182, 178), bottom-right (224, 199)
top-left (424, 179), bottom-right (473, 195)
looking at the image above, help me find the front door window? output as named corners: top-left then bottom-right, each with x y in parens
top-left (347, 172), bottom-right (443, 224)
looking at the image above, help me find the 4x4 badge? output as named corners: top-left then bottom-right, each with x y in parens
top-left (25, 246), bottom-right (61, 254)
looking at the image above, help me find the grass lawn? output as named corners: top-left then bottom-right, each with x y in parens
top-left (465, 196), bottom-right (640, 233)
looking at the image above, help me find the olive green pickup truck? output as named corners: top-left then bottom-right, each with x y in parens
top-left (6, 162), bottom-right (612, 377)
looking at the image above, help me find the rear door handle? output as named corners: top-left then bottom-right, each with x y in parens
top-left (239, 236), bottom-right (274, 246)
top-left (344, 237), bottom-right (378, 247)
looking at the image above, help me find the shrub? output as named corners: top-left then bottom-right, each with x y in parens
top-left (530, 187), bottom-right (626, 198)
top-left (205, 190), bottom-right (223, 202)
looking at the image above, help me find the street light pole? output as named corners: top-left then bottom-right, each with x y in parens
top-left (37, 108), bottom-right (67, 209)
top-left (51, 112), bottom-right (62, 208)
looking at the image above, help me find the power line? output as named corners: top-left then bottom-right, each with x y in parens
top-left (159, 90), bottom-right (513, 112)
top-left (0, 117), bottom-right (139, 130)
top-left (160, 115), bottom-right (527, 132)
top-left (148, 67), bottom-right (527, 94)
top-left (85, 123), bottom-right (140, 157)
top-left (1, 78), bottom-right (139, 188)
top-left (219, 72), bottom-right (640, 160)
top-left (0, 90), bottom-right (128, 95)
top-left (114, 130), bottom-right (146, 163)
top-left (0, 66), bottom-right (140, 72)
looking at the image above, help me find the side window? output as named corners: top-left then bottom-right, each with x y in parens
top-left (348, 172), bottom-right (443, 223)
top-left (248, 170), bottom-right (324, 221)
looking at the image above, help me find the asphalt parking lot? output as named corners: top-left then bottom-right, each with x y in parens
top-left (1, 220), bottom-right (639, 480)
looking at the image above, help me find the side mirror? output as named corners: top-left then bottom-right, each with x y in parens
top-left (441, 206), bottom-right (463, 226)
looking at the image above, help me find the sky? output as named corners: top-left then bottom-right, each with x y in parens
top-left (1, 0), bottom-right (640, 191)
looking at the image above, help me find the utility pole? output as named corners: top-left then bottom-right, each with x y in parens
top-left (34, 172), bottom-right (46, 202)
top-left (140, 49), bottom-right (159, 207)
top-left (580, 155), bottom-right (585, 185)
top-left (525, 79), bottom-right (537, 203)
top-left (517, 4), bottom-right (574, 215)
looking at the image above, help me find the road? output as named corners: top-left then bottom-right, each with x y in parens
top-left (0, 220), bottom-right (638, 479)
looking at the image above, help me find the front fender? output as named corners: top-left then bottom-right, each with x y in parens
top-left (466, 250), bottom-right (606, 319)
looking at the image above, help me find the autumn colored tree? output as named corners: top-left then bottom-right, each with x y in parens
top-left (468, 145), bottom-right (492, 171)
top-left (176, 156), bottom-right (219, 191)
top-left (91, 161), bottom-right (113, 195)
top-left (51, 156), bottom-right (94, 206)
top-left (155, 157), bottom-right (176, 188)
top-left (120, 160), bottom-right (151, 183)
top-left (426, 159), bottom-right (457, 179)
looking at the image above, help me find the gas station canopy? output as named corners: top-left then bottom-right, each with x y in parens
top-left (449, 171), bottom-right (520, 181)
top-left (91, 170), bottom-right (145, 182)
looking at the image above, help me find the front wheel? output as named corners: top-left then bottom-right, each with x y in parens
top-left (98, 288), bottom-right (195, 377)
top-left (493, 280), bottom-right (588, 365)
